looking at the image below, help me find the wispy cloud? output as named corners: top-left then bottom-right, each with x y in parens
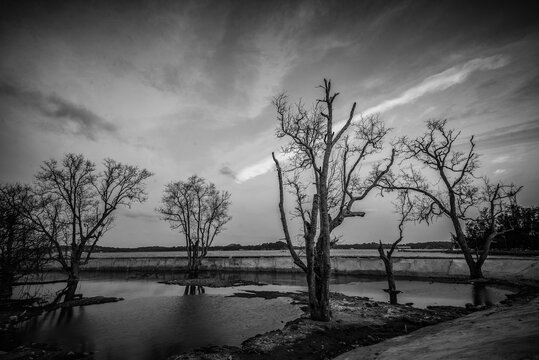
top-left (235, 55), bottom-right (510, 183)
top-left (492, 155), bottom-right (509, 164)
top-left (0, 81), bottom-right (117, 140)
top-left (236, 157), bottom-right (278, 183)
top-left (358, 55), bottom-right (509, 118)
top-left (474, 118), bottom-right (539, 149)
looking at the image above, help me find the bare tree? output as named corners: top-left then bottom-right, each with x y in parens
top-left (377, 191), bottom-right (413, 304)
top-left (157, 175), bottom-right (231, 278)
top-left (0, 183), bottom-right (50, 300)
top-left (272, 79), bottom-right (394, 321)
top-left (382, 119), bottom-right (518, 279)
top-left (30, 154), bottom-right (152, 302)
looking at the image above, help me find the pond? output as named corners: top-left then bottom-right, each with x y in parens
top-left (9, 272), bottom-right (513, 360)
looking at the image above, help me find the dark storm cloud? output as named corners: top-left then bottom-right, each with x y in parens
top-left (0, 81), bottom-right (116, 140)
top-left (44, 95), bottom-right (117, 138)
top-left (219, 166), bottom-right (238, 181)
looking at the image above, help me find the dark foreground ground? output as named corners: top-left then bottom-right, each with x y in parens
top-left (1, 278), bottom-right (537, 360)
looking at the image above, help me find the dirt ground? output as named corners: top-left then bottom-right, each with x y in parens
top-left (159, 277), bottom-right (265, 287)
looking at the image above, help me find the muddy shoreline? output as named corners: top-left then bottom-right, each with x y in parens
top-left (167, 278), bottom-right (538, 360)
top-left (1, 277), bottom-right (537, 360)
top-left (168, 292), bottom-right (478, 360)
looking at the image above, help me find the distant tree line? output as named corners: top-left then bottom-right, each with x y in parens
top-left (465, 204), bottom-right (539, 251)
top-left (68, 239), bottom-right (457, 253)
top-left (89, 240), bottom-right (290, 253)
top-left (333, 241), bottom-right (454, 250)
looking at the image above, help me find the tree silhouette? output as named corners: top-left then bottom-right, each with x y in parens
top-left (158, 175), bottom-right (231, 278)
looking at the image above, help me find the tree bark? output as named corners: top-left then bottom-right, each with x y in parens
top-left (312, 234), bottom-right (331, 321)
top-left (187, 257), bottom-right (202, 279)
top-left (0, 272), bottom-right (14, 300)
top-left (451, 217), bottom-right (485, 280)
top-left (63, 262), bottom-right (80, 302)
top-left (382, 260), bottom-right (398, 305)
top-left (378, 243), bottom-right (399, 305)
top-left (188, 267), bottom-right (199, 279)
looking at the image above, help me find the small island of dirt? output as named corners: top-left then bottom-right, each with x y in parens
top-left (159, 278), bottom-right (266, 288)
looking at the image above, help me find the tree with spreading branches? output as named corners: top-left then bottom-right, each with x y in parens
top-left (272, 79), bottom-right (394, 321)
top-left (382, 119), bottom-right (520, 279)
top-left (29, 153), bottom-right (152, 302)
top-left (157, 175), bottom-right (231, 279)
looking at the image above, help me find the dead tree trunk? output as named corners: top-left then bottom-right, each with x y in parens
top-left (378, 243), bottom-right (400, 304)
top-left (376, 191), bottom-right (411, 304)
top-left (187, 257), bottom-right (201, 279)
top-left (313, 234), bottom-right (331, 320)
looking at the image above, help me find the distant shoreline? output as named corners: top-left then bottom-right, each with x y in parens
top-left (88, 241), bottom-right (538, 257)
top-left (90, 240), bottom-right (454, 253)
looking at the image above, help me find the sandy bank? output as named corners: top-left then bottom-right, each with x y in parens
top-left (334, 295), bottom-right (539, 360)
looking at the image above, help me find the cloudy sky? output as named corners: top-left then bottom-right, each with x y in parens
top-left (1, 0), bottom-right (538, 247)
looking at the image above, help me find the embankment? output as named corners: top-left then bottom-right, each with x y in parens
top-left (47, 255), bottom-right (539, 281)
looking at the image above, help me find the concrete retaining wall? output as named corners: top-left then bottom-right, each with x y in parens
top-left (55, 255), bottom-right (539, 281)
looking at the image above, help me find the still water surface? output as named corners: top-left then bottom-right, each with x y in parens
top-left (13, 272), bottom-right (513, 360)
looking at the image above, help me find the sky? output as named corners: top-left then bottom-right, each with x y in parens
top-left (1, 0), bottom-right (538, 247)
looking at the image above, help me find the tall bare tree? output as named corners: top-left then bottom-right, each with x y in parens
top-left (0, 183), bottom-right (50, 300)
top-left (30, 154), bottom-right (152, 301)
top-left (377, 191), bottom-right (413, 304)
top-left (382, 119), bottom-right (519, 279)
top-left (157, 175), bottom-right (231, 278)
top-left (272, 79), bottom-right (394, 321)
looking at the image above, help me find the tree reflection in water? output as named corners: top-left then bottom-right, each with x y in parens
top-left (183, 285), bottom-right (205, 295)
top-left (56, 307), bottom-right (75, 325)
top-left (472, 283), bottom-right (494, 306)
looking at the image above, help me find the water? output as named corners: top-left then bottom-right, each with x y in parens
top-left (10, 272), bottom-right (513, 360)
top-left (17, 296), bottom-right (300, 359)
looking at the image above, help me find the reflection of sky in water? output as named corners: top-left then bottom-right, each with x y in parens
top-left (12, 272), bottom-right (513, 360)
top-left (15, 294), bottom-right (301, 360)
top-left (331, 280), bottom-right (508, 308)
